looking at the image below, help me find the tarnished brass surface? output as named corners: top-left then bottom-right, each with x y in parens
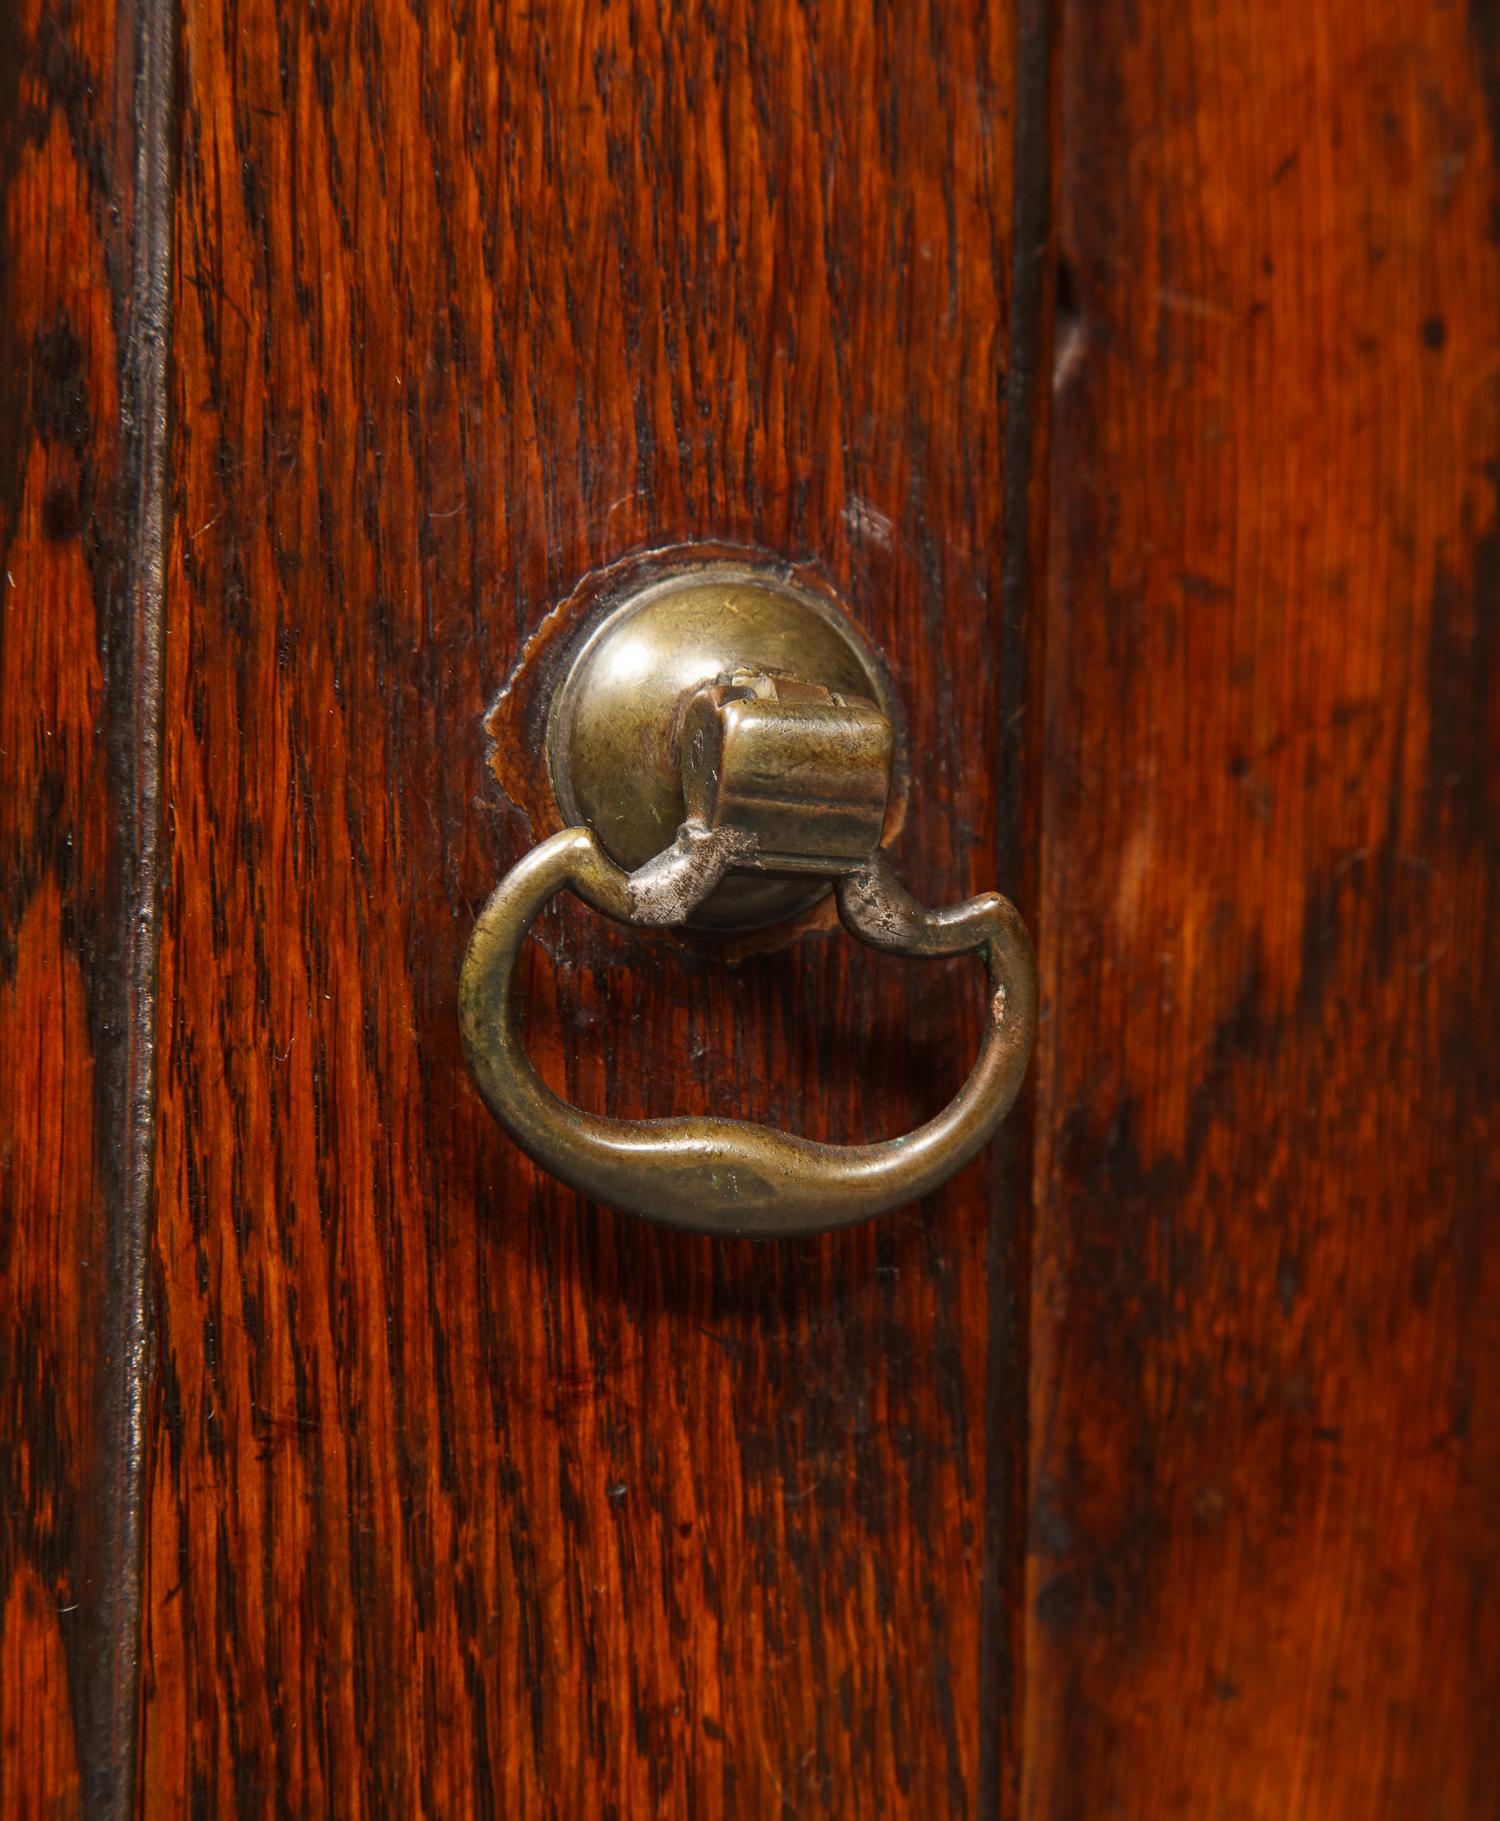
top-left (459, 827), bottom-right (1037, 1237)
top-left (465, 567), bottom-right (1036, 1233)
top-left (547, 562), bottom-right (897, 929)
top-left (680, 672), bottom-right (894, 872)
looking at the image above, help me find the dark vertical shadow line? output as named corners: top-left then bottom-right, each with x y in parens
top-left (90, 0), bottom-right (176, 1812)
top-left (979, 0), bottom-right (1058, 1814)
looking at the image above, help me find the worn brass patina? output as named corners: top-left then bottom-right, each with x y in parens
top-left (462, 558), bottom-right (1036, 1235)
top-left (546, 563), bottom-right (898, 929)
top-left (680, 671), bottom-right (895, 872)
top-left (460, 827), bottom-right (1035, 1236)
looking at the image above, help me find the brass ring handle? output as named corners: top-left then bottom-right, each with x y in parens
top-left (459, 823), bottom-right (1036, 1237)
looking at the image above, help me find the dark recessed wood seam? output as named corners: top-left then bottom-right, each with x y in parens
top-left (90, 0), bottom-right (176, 1812)
top-left (979, 0), bottom-right (1059, 1812)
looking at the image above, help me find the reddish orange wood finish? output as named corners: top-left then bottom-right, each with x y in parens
top-left (140, 3), bottom-right (1033, 1813)
top-left (1, 0), bottom-right (168, 1811)
top-left (0, 11), bottom-right (109, 1777)
top-left (7, 0), bottom-right (1500, 1813)
top-left (1027, 0), bottom-right (1500, 1812)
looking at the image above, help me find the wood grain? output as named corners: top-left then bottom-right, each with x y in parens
top-left (1026, 0), bottom-right (1500, 1812)
top-left (19, 0), bottom-right (1495, 1809)
top-left (0, 0), bottom-right (171, 1813)
top-left (142, 2), bottom-right (1036, 1814)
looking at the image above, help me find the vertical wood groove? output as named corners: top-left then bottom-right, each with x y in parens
top-left (92, 0), bottom-right (175, 1809)
top-left (0, 0), bottom-right (174, 1809)
top-left (981, 0), bottom-right (1059, 1813)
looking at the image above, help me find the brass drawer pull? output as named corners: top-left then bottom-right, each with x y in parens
top-left (460, 559), bottom-right (1036, 1236)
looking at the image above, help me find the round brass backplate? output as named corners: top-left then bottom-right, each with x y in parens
top-left (546, 560), bottom-right (900, 930)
